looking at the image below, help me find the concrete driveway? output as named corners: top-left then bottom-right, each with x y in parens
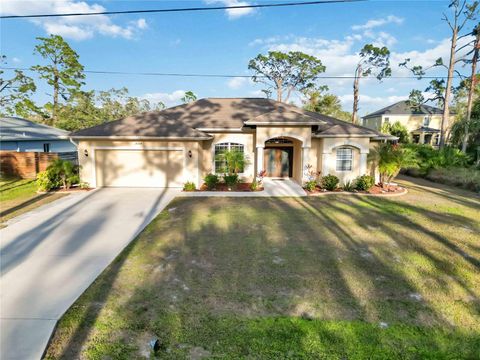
top-left (0, 187), bottom-right (179, 360)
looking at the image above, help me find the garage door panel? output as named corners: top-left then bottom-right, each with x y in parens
top-left (95, 149), bottom-right (184, 188)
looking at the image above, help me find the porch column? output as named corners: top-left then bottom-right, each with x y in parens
top-left (359, 152), bottom-right (368, 175)
top-left (321, 152), bottom-right (330, 176)
top-left (302, 146), bottom-right (310, 182)
top-left (256, 146), bottom-right (264, 176)
top-left (419, 133), bottom-right (425, 145)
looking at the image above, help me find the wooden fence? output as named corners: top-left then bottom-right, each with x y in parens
top-left (0, 151), bottom-right (78, 179)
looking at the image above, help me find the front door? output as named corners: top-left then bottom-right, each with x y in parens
top-left (264, 147), bottom-right (293, 177)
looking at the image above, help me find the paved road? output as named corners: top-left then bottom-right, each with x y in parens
top-left (0, 188), bottom-right (179, 360)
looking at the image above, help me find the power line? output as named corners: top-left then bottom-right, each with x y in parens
top-left (0, 0), bottom-right (365, 19)
top-left (0, 66), bottom-right (466, 79)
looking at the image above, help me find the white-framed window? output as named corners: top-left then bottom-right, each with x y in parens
top-left (423, 116), bottom-right (430, 127)
top-left (43, 143), bottom-right (50, 152)
top-left (214, 142), bottom-right (245, 173)
top-left (336, 147), bottom-right (353, 172)
top-left (384, 117), bottom-right (390, 123)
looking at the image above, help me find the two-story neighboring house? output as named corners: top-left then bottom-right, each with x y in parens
top-left (362, 101), bottom-right (455, 147)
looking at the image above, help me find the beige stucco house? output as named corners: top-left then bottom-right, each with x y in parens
top-left (362, 100), bottom-right (455, 147)
top-left (71, 98), bottom-right (394, 188)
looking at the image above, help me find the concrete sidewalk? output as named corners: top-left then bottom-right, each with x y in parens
top-left (0, 188), bottom-right (179, 360)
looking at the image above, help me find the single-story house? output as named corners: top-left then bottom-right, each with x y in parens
top-left (0, 116), bottom-right (76, 153)
top-left (71, 98), bottom-right (394, 188)
top-left (362, 100), bottom-right (455, 147)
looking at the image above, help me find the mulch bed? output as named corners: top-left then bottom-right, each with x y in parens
top-left (306, 184), bottom-right (406, 196)
top-left (186, 183), bottom-right (264, 192)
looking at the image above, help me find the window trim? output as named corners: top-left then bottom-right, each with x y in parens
top-left (335, 147), bottom-right (353, 172)
top-left (213, 142), bottom-right (246, 174)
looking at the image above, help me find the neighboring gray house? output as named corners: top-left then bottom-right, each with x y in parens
top-left (0, 117), bottom-right (76, 153)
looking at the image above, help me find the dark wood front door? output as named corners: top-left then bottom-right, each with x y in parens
top-left (264, 147), bottom-right (293, 177)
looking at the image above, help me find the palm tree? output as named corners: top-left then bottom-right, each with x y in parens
top-left (368, 143), bottom-right (418, 189)
top-left (215, 149), bottom-right (249, 175)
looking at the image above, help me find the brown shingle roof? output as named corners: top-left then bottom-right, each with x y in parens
top-left (71, 97), bottom-right (393, 139)
top-left (71, 112), bottom-right (211, 139)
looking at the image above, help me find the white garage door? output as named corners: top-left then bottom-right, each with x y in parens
top-left (95, 149), bottom-right (184, 187)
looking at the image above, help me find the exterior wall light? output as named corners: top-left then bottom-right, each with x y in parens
top-left (84, 149), bottom-right (89, 157)
top-left (188, 150), bottom-right (192, 158)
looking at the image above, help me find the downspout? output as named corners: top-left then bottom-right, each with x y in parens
top-left (69, 137), bottom-right (79, 148)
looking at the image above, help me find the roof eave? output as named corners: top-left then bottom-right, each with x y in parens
top-left (245, 121), bottom-right (320, 125)
top-left (196, 127), bottom-right (250, 132)
top-left (313, 134), bottom-right (374, 138)
top-left (70, 135), bottom-right (213, 141)
top-left (1, 136), bottom-right (69, 141)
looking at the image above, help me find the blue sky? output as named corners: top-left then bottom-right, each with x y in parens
top-left (1, 0), bottom-right (473, 116)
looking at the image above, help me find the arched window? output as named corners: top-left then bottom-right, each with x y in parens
top-left (336, 147), bottom-right (353, 171)
top-left (214, 142), bottom-right (245, 173)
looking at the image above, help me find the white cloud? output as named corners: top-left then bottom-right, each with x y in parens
top-left (352, 15), bottom-right (404, 31)
top-left (227, 77), bottom-right (248, 89)
top-left (363, 30), bottom-right (397, 47)
top-left (205, 0), bottom-right (254, 19)
top-left (141, 90), bottom-right (187, 108)
top-left (0, 0), bottom-right (148, 40)
top-left (135, 18), bottom-right (148, 30)
top-left (12, 57), bottom-right (21, 63)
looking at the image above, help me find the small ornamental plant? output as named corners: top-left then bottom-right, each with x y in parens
top-left (321, 174), bottom-right (340, 191)
top-left (342, 180), bottom-right (356, 192)
top-left (255, 169), bottom-right (267, 187)
top-left (304, 180), bottom-right (317, 192)
top-left (183, 181), bottom-right (196, 191)
top-left (223, 173), bottom-right (239, 189)
top-left (355, 175), bottom-right (375, 191)
top-left (203, 173), bottom-right (219, 190)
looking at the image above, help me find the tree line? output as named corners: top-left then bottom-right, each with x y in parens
top-left (0, 35), bottom-right (197, 131)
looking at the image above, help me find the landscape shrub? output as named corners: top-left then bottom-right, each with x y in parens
top-left (304, 180), bottom-right (317, 191)
top-left (321, 174), bottom-right (339, 191)
top-left (426, 167), bottom-right (480, 192)
top-left (223, 173), bottom-right (239, 188)
top-left (183, 181), bottom-right (196, 191)
top-left (369, 143), bottom-right (418, 188)
top-left (36, 170), bottom-right (59, 191)
top-left (36, 159), bottom-right (80, 191)
top-left (79, 182), bottom-right (90, 190)
top-left (250, 181), bottom-right (259, 191)
top-left (404, 144), bottom-right (471, 173)
top-left (355, 175), bottom-right (375, 191)
top-left (342, 180), bottom-right (355, 192)
top-left (203, 173), bottom-right (219, 190)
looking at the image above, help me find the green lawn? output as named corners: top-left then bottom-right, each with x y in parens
top-left (44, 177), bottom-right (480, 359)
top-left (0, 177), bottom-right (67, 226)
